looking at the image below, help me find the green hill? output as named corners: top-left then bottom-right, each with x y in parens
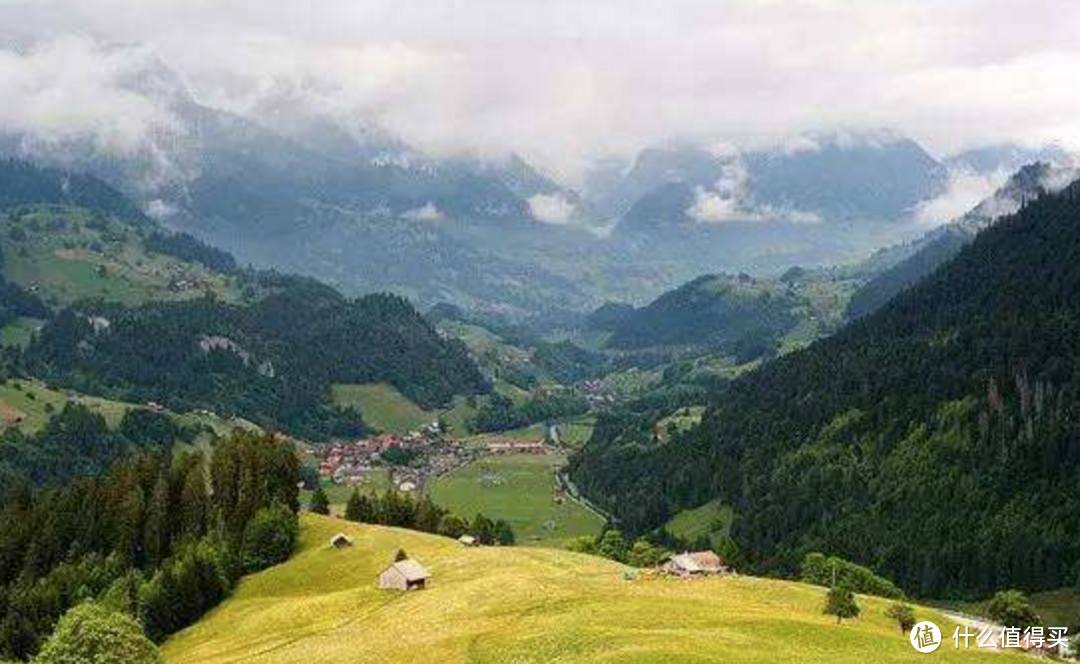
top-left (330, 382), bottom-right (438, 434)
top-left (571, 179), bottom-right (1080, 598)
top-left (162, 515), bottom-right (1019, 664)
top-left (0, 204), bottom-right (242, 306)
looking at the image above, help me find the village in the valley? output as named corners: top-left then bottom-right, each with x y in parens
top-left (315, 422), bottom-right (549, 494)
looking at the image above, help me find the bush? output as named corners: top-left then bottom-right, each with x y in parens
top-left (885, 603), bottom-right (916, 632)
top-left (36, 602), bottom-right (161, 664)
top-left (823, 585), bottom-right (860, 624)
top-left (240, 504), bottom-right (298, 573)
top-left (801, 553), bottom-right (903, 599)
top-left (985, 590), bottom-right (1040, 628)
top-left (627, 540), bottom-right (668, 568)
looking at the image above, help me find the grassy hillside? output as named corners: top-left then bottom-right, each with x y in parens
top-left (1, 206), bottom-right (241, 306)
top-left (429, 453), bottom-right (602, 546)
top-left (163, 515), bottom-right (1024, 664)
top-left (331, 383), bottom-right (438, 434)
top-left (0, 378), bottom-right (134, 432)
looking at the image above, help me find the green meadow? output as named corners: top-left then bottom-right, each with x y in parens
top-left (162, 515), bottom-right (1027, 664)
top-left (429, 453), bottom-right (604, 546)
top-left (331, 383), bottom-right (438, 434)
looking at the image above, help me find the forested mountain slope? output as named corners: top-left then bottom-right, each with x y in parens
top-left (0, 160), bottom-right (488, 440)
top-left (24, 281), bottom-right (486, 440)
top-left (570, 181), bottom-right (1080, 597)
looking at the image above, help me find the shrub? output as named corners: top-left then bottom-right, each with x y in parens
top-left (36, 602), bottom-right (161, 664)
top-left (240, 504), bottom-right (298, 573)
top-left (885, 603), bottom-right (916, 632)
top-left (985, 590), bottom-right (1040, 628)
top-left (627, 540), bottom-right (668, 568)
top-left (801, 553), bottom-right (903, 599)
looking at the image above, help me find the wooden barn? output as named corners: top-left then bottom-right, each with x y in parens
top-left (378, 559), bottom-right (430, 591)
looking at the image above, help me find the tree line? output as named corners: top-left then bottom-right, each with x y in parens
top-left (0, 429), bottom-right (300, 660)
top-left (312, 487), bottom-right (515, 546)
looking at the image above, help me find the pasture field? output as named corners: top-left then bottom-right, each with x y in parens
top-left (1, 206), bottom-right (240, 306)
top-left (0, 378), bottom-right (134, 432)
top-left (429, 453), bottom-right (602, 546)
top-left (330, 383), bottom-right (437, 434)
top-left (162, 514), bottom-right (1026, 664)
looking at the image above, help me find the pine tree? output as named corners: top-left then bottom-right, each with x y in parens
top-left (308, 487), bottom-right (331, 516)
top-left (344, 489), bottom-right (365, 522)
top-left (143, 473), bottom-right (172, 566)
top-left (413, 496), bottom-right (445, 533)
top-left (493, 519), bottom-right (515, 546)
top-left (179, 460), bottom-right (208, 542)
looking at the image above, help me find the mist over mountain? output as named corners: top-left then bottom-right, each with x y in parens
top-left (0, 40), bottom-right (1073, 320)
top-left (848, 160), bottom-right (1080, 318)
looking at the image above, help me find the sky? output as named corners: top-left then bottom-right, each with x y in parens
top-left (0, 0), bottom-right (1079, 183)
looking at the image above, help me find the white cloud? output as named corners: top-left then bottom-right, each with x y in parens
top-left (0, 37), bottom-right (180, 155)
top-left (688, 157), bottom-right (822, 225)
top-left (527, 193), bottom-right (575, 224)
top-left (402, 202), bottom-right (444, 222)
top-left (688, 187), bottom-right (741, 224)
top-left (913, 167), bottom-right (1008, 227)
top-left (3, 1), bottom-right (1080, 181)
top-left (780, 135), bottom-right (821, 156)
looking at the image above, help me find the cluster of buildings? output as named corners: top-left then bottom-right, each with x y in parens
top-left (485, 439), bottom-right (547, 455)
top-left (316, 423), bottom-right (473, 491)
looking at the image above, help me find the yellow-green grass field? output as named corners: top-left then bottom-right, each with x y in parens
top-left (162, 514), bottom-right (1026, 664)
top-left (331, 383), bottom-right (437, 434)
top-left (429, 453), bottom-right (603, 546)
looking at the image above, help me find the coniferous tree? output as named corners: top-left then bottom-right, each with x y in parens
top-left (308, 487), bottom-right (331, 516)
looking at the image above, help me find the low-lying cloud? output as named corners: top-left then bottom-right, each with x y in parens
top-left (688, 158), bottom-right (822, 225)
top-left (0, 37), bottom-right (179, 156)
top-left (913, 168), bottom-right (1009, 227)
top-left (527, 194), bottom-right (575, 224)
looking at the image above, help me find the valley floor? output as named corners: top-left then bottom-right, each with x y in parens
top-left (163, 515), bottom-right (1025, 664)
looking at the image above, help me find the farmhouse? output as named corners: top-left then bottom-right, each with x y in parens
top-left (661, 551), bottom-right (729, 577)
top-left (378, 559), bottom-right (431, 591)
